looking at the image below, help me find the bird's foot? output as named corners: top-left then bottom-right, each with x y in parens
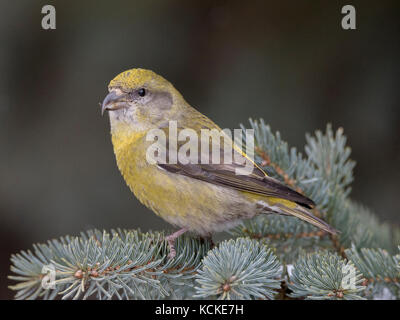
top-left (165, 228), bottom-right (188, 259)
top-left (200, 234), bottom-right (215, 249)
top-left (209, 237), bottom-right (215, 249)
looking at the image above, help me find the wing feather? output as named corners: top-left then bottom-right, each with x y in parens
top-left (155, 124), bottom-right (315, 208)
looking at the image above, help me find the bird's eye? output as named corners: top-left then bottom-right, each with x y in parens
top-left (138, 88), bottom-right (146, 97)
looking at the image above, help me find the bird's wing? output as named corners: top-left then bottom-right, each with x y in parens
top-left (155, 125), bottom-right (315, 209)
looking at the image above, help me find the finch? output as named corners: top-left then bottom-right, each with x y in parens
top-left (101, 68), bottom-right (337, 258)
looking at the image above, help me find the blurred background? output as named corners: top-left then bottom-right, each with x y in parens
top-left (0, 0), bottom-right (399, 299)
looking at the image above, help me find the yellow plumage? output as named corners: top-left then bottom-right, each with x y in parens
top-left (102, 68), bottom-right (336, 257)
top-left (110, 122), bottom-right (257, 236)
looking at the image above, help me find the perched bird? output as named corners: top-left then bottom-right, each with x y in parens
top-left (101, 68), bottom-right (337, 258)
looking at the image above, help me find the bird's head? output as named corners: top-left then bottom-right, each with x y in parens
top-left (102, 68), bottom-right (184, 131)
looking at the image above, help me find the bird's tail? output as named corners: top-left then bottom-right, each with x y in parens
top-left (260, 201), bottom-right (338, 234)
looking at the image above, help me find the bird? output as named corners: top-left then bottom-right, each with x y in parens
top-left (101, 68), bottom-right (337, 258)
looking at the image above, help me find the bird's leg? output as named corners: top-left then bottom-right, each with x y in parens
top-left (165, 228), bottom-right (188, 259)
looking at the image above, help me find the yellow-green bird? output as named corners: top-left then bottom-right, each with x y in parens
top-left (101, 68), bottom-right (337, 258)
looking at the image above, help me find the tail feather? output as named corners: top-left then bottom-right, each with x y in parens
top-left (259, 201), bottom-right (338, 234)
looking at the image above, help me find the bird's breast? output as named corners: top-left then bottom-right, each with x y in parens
top-left (110, 130), bottom-right (257, 235)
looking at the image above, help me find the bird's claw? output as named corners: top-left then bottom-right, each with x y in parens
top-left (165, 236), bottom-right (177, 259)
top-left (167, 249), bottom-right (176, 259)
top-left (163, 228), bottom-right (188, 259)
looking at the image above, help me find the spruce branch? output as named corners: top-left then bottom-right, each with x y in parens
top-left (234, 120), bottom-right (355, 257)
top-left (346, 245), bottom-right (400, 288)
top-left (235, 119), bottom-right (399, 260)
top-left (230, 215), bottom-right (333, 263)
top-left (8, 118), bottom-right (400, 300)
top-left (345, 245), bottom-right (400, 298)
top-left (288, 251), bottom-right (365, 300)
top-left (8, 229), bottom-right (210, 300)
top-left (194, 238), bottom-right (282, 300)
top-left (333, 201), bottom-right (397, 253)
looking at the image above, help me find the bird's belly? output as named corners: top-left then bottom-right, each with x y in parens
top-left (126, 165), bottom-right (257, 236)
